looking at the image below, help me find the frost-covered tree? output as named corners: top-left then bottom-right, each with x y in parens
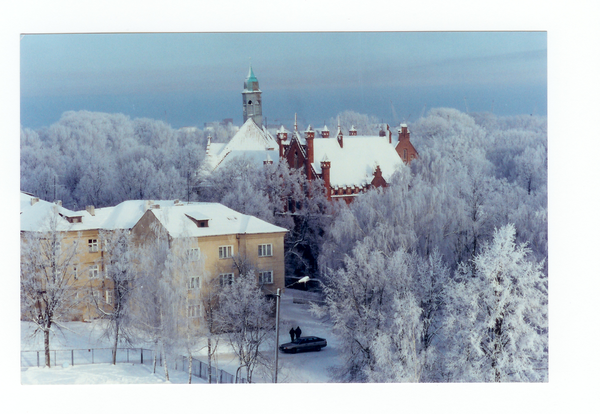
top-left (328, 110), bottom-right (381, 135)
top-left (317, 240), bottom-right (431, 382)
top-left (164, 236), bottom-right (207, 384)
top-left (216, 271), bottom-right (274, 383)
top-left (130, 223), bottom-right (176, 380)
top-left (20, 209), bottom-right (81, 367)
top-left (443, 224), bottom-right (548, 382)
top-left (95, 229), bottom-right (137, 365)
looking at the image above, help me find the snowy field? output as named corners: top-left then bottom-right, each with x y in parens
top-left (20, 288), bottom-right (341, 385)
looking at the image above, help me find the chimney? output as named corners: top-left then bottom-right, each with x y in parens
top-left (54, 200), bottom-right (62, 207)
top-left (398, 123), bottom-right (410, 141)
top-left (321, 125), bottom-right (329, 138)
top-left (30, 197), bottom-right (39, 206)
top-left (320, 155), bottom-right (331, 201)
top-left (349, 125), bottom-right (357, 136)
top-left (86, 205), bottom-right (95, 216)
top-left (305, 125), bottom-right (315, 164)
top-left (263, 153), bottom-right (274, 165)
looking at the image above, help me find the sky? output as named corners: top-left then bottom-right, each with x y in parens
top-left (20, 32), bottom-right (547, 129)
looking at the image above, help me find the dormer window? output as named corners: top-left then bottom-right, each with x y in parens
top-left (185, 213), bottom-right (209, 228)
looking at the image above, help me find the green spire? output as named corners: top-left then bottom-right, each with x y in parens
top-left (244, 64), bottom-right (259, 91)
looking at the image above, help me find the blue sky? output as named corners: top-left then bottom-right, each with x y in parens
top-left (20, 32), bottom-right (546, 129)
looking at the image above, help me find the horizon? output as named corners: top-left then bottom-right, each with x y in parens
top-left (20, 32), bottom-right (547, 130)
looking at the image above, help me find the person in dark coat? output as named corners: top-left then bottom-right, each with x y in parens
top-left (289, 327), bottom-right (295, 342)
top-left (295, 326), bottom-right (302, 339)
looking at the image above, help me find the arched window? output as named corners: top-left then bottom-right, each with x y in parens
top-left (403, 149), bottom-right (407, 160)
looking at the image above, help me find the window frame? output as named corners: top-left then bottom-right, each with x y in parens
top-left (88, 239), bottom-right (99, 253)
top-left (258, 243), bottom-right (273, 257)
top-left (187, 276), bottom-right (201, 290)
top-left (218, 245), bottom-right (233, 259)
top-left (188, 248), bottom-right (201, 261)
top-left (219, 273), bottom-right (235, 287)
top-left (105, 289), bottom-right (113, 305)
top-left (89, 264), bottom-right (99, 279)
top-left (258, 270), bottom-right (273, 285)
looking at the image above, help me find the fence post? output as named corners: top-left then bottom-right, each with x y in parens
top-left (71, 349), bottom-right (74, 367)
top-left (127, 348), bottom-right (129, 363)
top-left (37, 351), bottom-right (39, 368)
top-left (141, 349), bottom-right (144, 365)
top-left (92, 349), bottom-right (94, 364)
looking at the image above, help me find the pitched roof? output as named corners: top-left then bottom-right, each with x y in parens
top-left (148, 202), bottom-right (288, 238)
top-left (203, 118), bottom-right (278, 173)
top-left (20, 192), bottom-right (182, 232)
top-left (311, 136), bottom-right (402, 188)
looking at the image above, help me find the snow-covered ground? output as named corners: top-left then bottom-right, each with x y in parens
top-left (20, 288), bottom-right (341, 385)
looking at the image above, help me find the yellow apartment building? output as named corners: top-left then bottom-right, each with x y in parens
top-left (21, 193), bottom-right (287, 322)
top-left (131, 202), bottom-right (288, 298)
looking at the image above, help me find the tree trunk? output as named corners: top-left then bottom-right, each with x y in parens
top-left (44, 328), bottom-right (51, 368)
top-left (188, 353), bottom-right (193, 384)
top-left (112, 323), bottom-right (119, 365)
top-left (162, 345), bottom-right (170, 382)
top-left (153, 349), bottom-right (157, 374)
top-left (207, 337), bottom-right (212, 384)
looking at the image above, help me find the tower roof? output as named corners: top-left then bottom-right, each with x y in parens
top-left (244, 65), bottom-right (260, 92)
top-left (247, 65), bottom-right (258, 83)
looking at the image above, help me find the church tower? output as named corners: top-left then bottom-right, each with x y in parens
top-left (242, 65), bottom-right (263, 126)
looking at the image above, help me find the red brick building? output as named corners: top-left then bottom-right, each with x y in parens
top-left (277, 116), bottom-right (418, 203)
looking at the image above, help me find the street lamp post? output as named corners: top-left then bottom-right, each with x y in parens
top-left (274, 288), bottom-right (281, 383)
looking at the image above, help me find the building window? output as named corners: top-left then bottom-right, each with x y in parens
top-left (219, 273), bottom-right (234, 287)
top-left (219, 245), bottom-right (233, 259)
top-left (89, 265), bottom-right (99, 279)
top-left (106, 290), bottom-right (113, 305)
top-left (187, 304), bottom-right (201, 318)
top-left (258, 244), bottom-right (273, 257)
top-left (188, 276), bottom-right (200, 289)
top-left (92, 290), bottom-right (101, 302)
top-left (188, 248), bottom-right (201, 261)
top-left (403, 149), bottom-right (407, 160)
top-left (88, 239), bottom-right (99, 253)
top-left (259, 271), bottom-right (273, 285)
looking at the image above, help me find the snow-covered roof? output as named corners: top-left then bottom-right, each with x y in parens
top-left (311, 136), bottom-right (403, 188)
top-left (217, 149), bottom-right (280, 170)
top-left (203, 118), bottom-right (278, 172)
top-left (149, 203), bottom-right (288, 239)
top-left (20, 192), bottom-right (183, 233)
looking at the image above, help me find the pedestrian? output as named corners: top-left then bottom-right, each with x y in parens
top-left (289, 327), bottom-right (295, 342)
top-left (295, 326), bottom-right (302, 339)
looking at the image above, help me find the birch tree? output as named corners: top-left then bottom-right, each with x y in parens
top-left (216, 271), bottom-right (274, 383)
top-left (96, 229), bottom-right (137, 365)
top-left (130, 223), bottom-right (175, 380)
top-left (164, 236), bottom-right (207, 384)
top-left (20, 208), bottom-right (81, 367)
